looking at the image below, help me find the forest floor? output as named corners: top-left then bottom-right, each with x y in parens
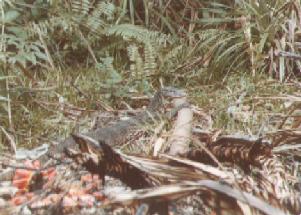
top-left (0, 73), bottom-right (301, 215)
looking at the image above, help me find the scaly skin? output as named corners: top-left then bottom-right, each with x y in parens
top-left (44, 87), bottom-right (186, 160)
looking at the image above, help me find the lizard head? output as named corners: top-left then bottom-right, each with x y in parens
top-left (149, 87), bottom-right (187, 111)
top-left (160, 87), bottom-right (187, 98)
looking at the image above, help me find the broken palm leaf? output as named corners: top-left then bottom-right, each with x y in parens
top-left (105, 180), bottom-right (288, 215)
top-left (187, 135), bottom-right (272, 171)
top-left (66, 134), bottom-right (161, 189)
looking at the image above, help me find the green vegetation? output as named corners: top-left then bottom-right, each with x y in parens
top-left (0, 0), bottom-right (300, 149)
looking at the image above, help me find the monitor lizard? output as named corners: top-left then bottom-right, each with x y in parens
top-left (45, 87), bottom-right (188, 160)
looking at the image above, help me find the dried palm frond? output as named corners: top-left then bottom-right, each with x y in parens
top-left (105, 180), bottom-right (289, 215)
top-left (186, 135), bottom-right (272, 171)
top-left (65, 134), bottom-right (162, 189)
top-left (66, 133), bottom-right (295, 215)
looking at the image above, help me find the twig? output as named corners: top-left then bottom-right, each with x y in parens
top-left (78, 30), bottom-right (98, 64)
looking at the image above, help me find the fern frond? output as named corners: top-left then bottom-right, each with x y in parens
top-left (106, 24), bottom-right (169, 45)
top-left (85, 2), bottom-right (116, 32)
top-left (96, 1), bottom-right (115, 20)
top-left (143, 42), bottom-right (156, 73)
top-left (127, 44), bottom-right (143, 78)
top-left (70, 0), bottom-right (116, 34)
top-left (71, 0), bottom-right (91, 15)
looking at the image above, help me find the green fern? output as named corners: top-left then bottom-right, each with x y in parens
top-left (71, 0), bottom-right (116, 33)
top-left (71, 0), bottom-right (91, 15)
top-left (106, 24), bottom-right (169, 45)
top-left (193, 0), bottom-right (301, 79)
top-left (127, 44), bottom-right (143, 78)
top-left (143, 42), bottom-right (157, 73)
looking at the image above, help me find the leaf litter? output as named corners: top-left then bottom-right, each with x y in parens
top-left (0, 81), bottom-right (300, 215)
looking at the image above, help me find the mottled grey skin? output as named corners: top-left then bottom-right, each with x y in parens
top-left (45, 87), bottom-right (186, 159)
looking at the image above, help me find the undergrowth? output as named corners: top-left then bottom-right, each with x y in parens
top-left (0, 2), bottom-right (300, 215)
top-left (0, 0), bottom-right (300, 150)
